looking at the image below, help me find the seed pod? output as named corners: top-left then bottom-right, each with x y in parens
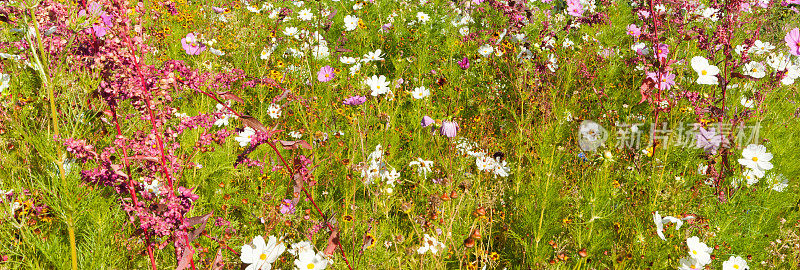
top-left (474, 207), bottom-right (486, 217)
top-left (450, 190), bottom-right (459, 199)
top-left (470, 229), bottom-right (482, 239)
top-left (463, 237), bottom-right (475, 248)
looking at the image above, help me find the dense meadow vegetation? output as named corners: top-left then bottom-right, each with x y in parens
top-left (1, 0), bottom-right (800, 268)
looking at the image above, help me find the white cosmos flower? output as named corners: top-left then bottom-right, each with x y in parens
top-left (740, 96), bottom-right (754, 108)
top-left (767, 52), bottom-right (792, 71)
top-left (297, 9), bottom-right (314, 21)
top-left (476, 156), bottom-right (496, 172)
top-left (409, 157), bottom-right (434, 177)
top-left (686, 236), bottom-right (713, 265)
top-left (737, 144), bottom-right (773, 178)
top-left (349, 62), bottom-right (362, 75)
top-left (702, 7), bottom-right (719, 21)
top-left (340, 56), bottom-right (358, 64)
top-left (691, 56), bottom-right (720, 85)
top-left (240, 235), bottom-right (287, 270)
top-left (344, 15), bottom-right (359, 31)
top-left (268, 103), bottom-right (282, 119)
top-left (143, 179), bottom-right (161, 195)
top-left (743, 169), bottom-right (760, 185)
top-left (294, 250), bottom-right (328, 270)
top-left (547, 54), bottom-right (558, 72)
top-left (361, 49), bottom-right (384, 62)
top-left (653, 211), bottom-right (684, 241)
top-left (459, 26), bottom-right (469, 36)
top-left (631, 42), bottom-right (649, 54)
top-left (283, 27), bottom-right (299, 38)
top-left (766, 173), bottom-right (788, 192)
top-left (382, 168), bottom-right (400, 185)
top-left (214, 102), bottom-right (238, 126)
top-left (235, 127), bottom-right (256, 147)
top-left (312, 45), bottom-right (330, 59)
top-left (364, 75), bottom-right (391, 96)
top-left (411, 86), bottom-right (430, 99)
top-left (783, 65), bottom-right (800, 85)
top-left (562, 38), bottom-right (574, 48)
top-left (416, 12), bottom-right (430, 23)
top-left (260, 46), bottom-right (276, 60)
top-left (287, 241), bottom-right (313, 256)
top-left (722, 256), bottom-right (748, 270)
top-left (749, 40), bottom-right (774, 55)
top-left (417, 234), bottom-right (445, 254)
top-left (478, 44), bottom-right (494, 57)
top-left (678, 256), bottom-right (706, 270)
top-left (246, 5), bottom-right (261, 13)
top-left (0, 73), bottom-right (10, 92)
top-left (288, 131), bottom-right (302, 139)
top-left (742, 61), bottom-right (766, 78)
top-left (493, 158), bottom-right (510, 177)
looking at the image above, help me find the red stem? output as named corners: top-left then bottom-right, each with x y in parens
top-left (203, 89), bottom-right (354, 270)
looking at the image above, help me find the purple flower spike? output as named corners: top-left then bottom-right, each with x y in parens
top-left (458, 56), bottom-right (470, 70)
top-left (440, 121), bottom-right (459, 138)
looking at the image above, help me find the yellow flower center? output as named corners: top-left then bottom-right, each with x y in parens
top-left (260, 253), bottom-right (267, 260)
top-left (307, 263), bottom-right (315, 269)
top-left (692, 250), bottom-right (697, 255)
top-left (752, 68), bottom-right (758, 72)
top-left (701, 70), bottom-right (708, 75)
top-left (752, 157), bottom-right (758, 162)
top-left (734, 265), bottom-right (739, 269)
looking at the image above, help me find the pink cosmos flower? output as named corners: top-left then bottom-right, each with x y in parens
top-left (317, 65), bottom-right (335, 82)
top-left (343, 95), bottom-right (366, 106)
top-left (655, 44), bottom-right (669, 61)
top-left (567, 0), bottom-right (584, 17)
top-left (280, 199), bottom-right (296, 214)
top-left (181, 32), bottom-right (206, 55)
top-left (626, 24), bottom-right (641, 38)
top-left (785, 27), bottom-right (800, 56)
top-left (421, 116), bottom-right (434, 127)
top-left (647, 71), bottom-right (676, 90)
top-left (440, 121), bottom-right (459, 138)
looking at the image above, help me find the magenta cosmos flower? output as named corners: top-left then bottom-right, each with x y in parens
top-left (317, 65), bottom-right (335, 82)
top-left (786, 28), bottom-right (800, 56)
top-left (458, 56), bottom-right (469, 70)
top-left (626, 24), bottom-right (641, 38)
top-left (181, 32), bottom-right (206, 55)
top-left (440, 121), bottom-right (459, 138)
